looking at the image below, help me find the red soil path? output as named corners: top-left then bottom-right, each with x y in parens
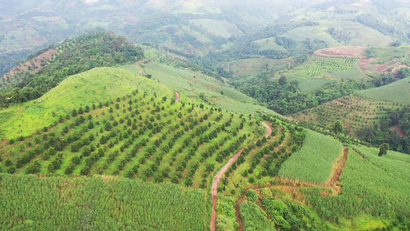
top-left (210, 122), bottom-right (272, 231)
top-left (175, 92), bottom-right (180, 103)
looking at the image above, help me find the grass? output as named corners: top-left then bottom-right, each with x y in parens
top-left (355, 77), bottom-right (410, 103)
top-left (287, 55), bottom-right (359, 79)
top-left (0, 67), bottom-right (171, 140)
top-left (283, 26), bottom-right (339, 47)
top-left (222, 58), bottom-right (288, 78)
top-left (304, 147), bottom-right (410, 224)
top-left (240, 201), bottom-right (275, 230)
top-left (364, 46), bottom-right (410, 64)
top-left (0, 174), bottom-right (208, 230)
top-left (127, 62), bottom-right (281, 117)
top-left (279, 129), bottom-right (343, 183)
top-left (252, 37), bottom-right (287, 52)
top-left (353, 145), bottom-right (410, 183)
top-left (286, 76), bottom-right (335, 93)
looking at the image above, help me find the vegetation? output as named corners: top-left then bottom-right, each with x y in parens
top-left (236, 73), bottom-right (371, 115)
top-left (0, 68), bottom-right (263, 190)
top-left (0, 67), bottom-right (167, 139)
top-left (0, 32), bottom-right (143, 107)
top-left (304, 147), bottom-right (410, 228)
top-left (292, 94), bottom-right (410, 153)
top-left (0, 174), bottom-right (208, 230)
top-left (287, 56), bottom-right (359, 78)
top-left (356, 76), bottom-right (410, 104)
top-left (279, 129), bottom-right (343, 183)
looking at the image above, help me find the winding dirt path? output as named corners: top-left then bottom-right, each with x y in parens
top-left (175, 92), bottom-right (180, 103)
top-left (210, 122), bottom-right (272, 231)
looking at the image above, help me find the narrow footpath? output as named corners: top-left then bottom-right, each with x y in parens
top-left (210, 122), bottom-right (272, 231)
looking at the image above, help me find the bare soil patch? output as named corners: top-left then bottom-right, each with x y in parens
top-left (391, 126), bottom-right (405, 137)
top-left (3, 49), bottom-right (58, 80)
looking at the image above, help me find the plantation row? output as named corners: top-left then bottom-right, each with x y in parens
top-left (220, 115), bottom-right (306, 195)
top-left (0, 174), bottom-right (208, 230)
top-left (0, 89), bottom-right (261, 188)
top-left (288, 56), bottom-right (359, 78)
top-left (292, 95), bottom-right (405, 134)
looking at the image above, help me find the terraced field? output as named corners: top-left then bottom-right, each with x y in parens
top-left (291, 94), bottom-right (406, 135)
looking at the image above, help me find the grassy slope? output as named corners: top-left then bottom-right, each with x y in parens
top-left (123, 62), bottom-right (281, 116)
top-left (0, 67), bottom-right (171, 140)
top-left (0, 174), bottom-right (208, 230)
top-left (353, 146), bottom-right (410, 183)
top-left (305, 147), bottom-right (410, 224)
top-left (355, 77), bottom-right (410, 103)
top-left (279, 129), bottom-right (343, 183)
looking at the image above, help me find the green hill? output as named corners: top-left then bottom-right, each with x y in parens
top-left (356, 77), bottom-right (410, 103)
top-left (0, 67), bottom-right (169, 140)
top-left (122, 62), bottom-right (281, 117)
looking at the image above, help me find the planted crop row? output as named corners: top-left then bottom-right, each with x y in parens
top-left (0, 89), bottom-right (260, 189)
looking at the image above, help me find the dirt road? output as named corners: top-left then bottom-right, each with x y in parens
top-left (175, 92), bottom-right (180, 102)
top-left (209, 122), bottom-right (272, 231)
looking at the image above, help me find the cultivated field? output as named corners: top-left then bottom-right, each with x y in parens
top-left (291, 94), bottom-right (405, 135)
top-left (356, 77), bottom-right (410, 103)
top-left (278, 129), bottom-right (343, 183)
top-left (0, 175), bottom-right (208, 230)
top-left (286, 55), bottom-right (361, 79)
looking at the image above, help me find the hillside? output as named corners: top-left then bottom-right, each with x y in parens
top-left (0, 32), bottom-right (143, 108)
top-left (356, 77), bottom-right (410, 103)
top-left (0, 67), bottom-right (165, 140)
top-left (121, 62), bottom-right (281, 117)
top-left (3, 0), bottom-right (410, 230)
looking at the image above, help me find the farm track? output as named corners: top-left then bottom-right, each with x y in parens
top-left (210, 122), bottom-right (272, 231)
top-left (175, 92), bottom-right (180, 102)
top-left (232, 147), bottom-right (349, 231)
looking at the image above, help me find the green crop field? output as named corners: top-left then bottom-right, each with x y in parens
top-left (287, 55), bottom-right (359, 79)
top-left (353, 146), bottom-right (410, 182)
top-left (304, 147), bottom-right (410, 228)
top-left (355, 77), bottom-right (410, 103)
top-left (279, 129), bottom-right (343, 183)
top-left (0, 67), bottom-right (171, 140)
top-left (0, 174), bottom-right (208, 230)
